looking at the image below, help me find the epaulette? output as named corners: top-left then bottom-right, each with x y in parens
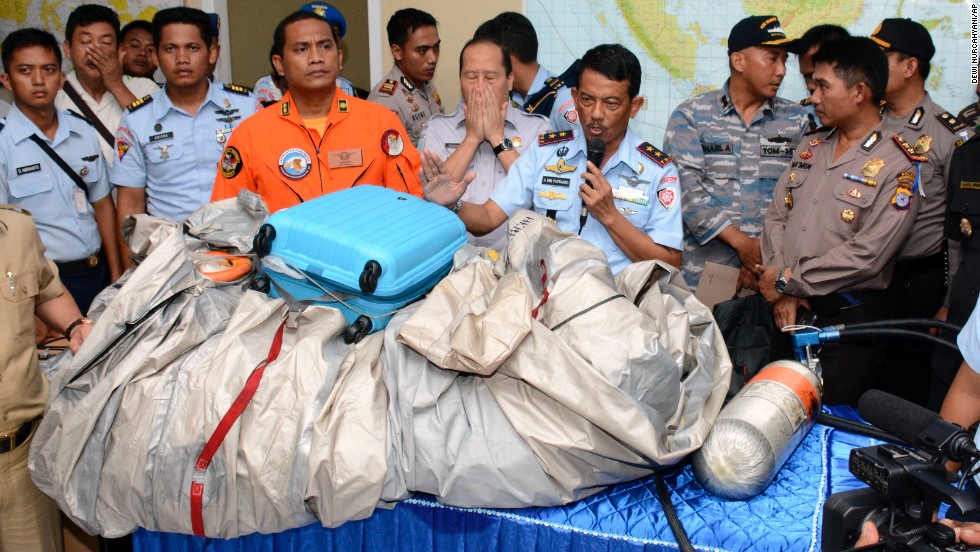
top-left (0, 204), bottom-right (31, 216)
top-left (908, 107), bottom-right (925, 126)
top-left (805, 125), bottom-right (831, 136)
top-left (861, 131), bottom-right (882, 152)
top-left (222, 82), bottom-right (253, 96)
top-left (538, 130), bottom-right (574, 146)
top-left (378, 79), bottom-right (398, 96)
top-left (399, 76), bottom-right (415, 92)
top-left (126, 95), bottom-right (153, 112)
top-left (937, 112), bottom-right (967, 134)
top-left (893, 135), bottom-right (929, 163)
top-left (800, 97), bottom-right (812, 106)
top-left (637, 142), bottom-right (672, 167)
top-left (66, 109), bottom-right (93, 125)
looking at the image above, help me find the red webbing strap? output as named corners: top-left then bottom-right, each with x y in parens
top-left (190, 319), bottom-right (287, 536)
top-left (530, 259), bottom-right (550, 319)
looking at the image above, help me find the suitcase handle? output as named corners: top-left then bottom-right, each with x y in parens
top-left (359, 260), bottom-right (382, 294)
top-left (253, 224), bottom-right (277, 257)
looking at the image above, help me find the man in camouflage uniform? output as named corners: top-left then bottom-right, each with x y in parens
top-left (870, 18), bottom-right (975, 406)
top-left (664, 15), bottom-right (811, 290)
top-left (759, 38), bottom-right (923, 406)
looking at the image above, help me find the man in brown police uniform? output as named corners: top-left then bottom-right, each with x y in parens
top-left (871, 18), bottom-right (974, 406)
top-left (0, 205), bottom-right (92, 550)
top-left (757, 38), bottom-right (924, 406)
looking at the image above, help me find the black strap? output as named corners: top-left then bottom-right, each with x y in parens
top-left (62, 81), bottom-right (115, 147)
top-left (654, 471), bottom-right (695, 552)
top-left (523, 59), bottom-right (582, 117)
top-left (27, 134), bottom-right (89, 198)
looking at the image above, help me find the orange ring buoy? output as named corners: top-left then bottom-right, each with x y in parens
top-left (196, 250), bottom-right (253, 282)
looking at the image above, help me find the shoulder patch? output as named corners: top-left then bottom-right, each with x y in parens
top-left (126, 95), bottom-right (153, 112)
top-left (937, 112), bottom-right (967, 134)
top-left (538, 130), bottom-right (575, 146)
top-left (66, 109), bottom-right (93, 125)
top-left (637, 142), bottom-right (673, 167)
top-left (893, 135), bottom-right (929, 163)
top-left (223, 82), bottom-right (253, 96)
top-left (378, 79), bottom-right (398, 96)
top-left (805, 125), bottom-right (831, 136)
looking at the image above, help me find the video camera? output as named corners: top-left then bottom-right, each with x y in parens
top-left (822, 391), bottom-right (980, 551)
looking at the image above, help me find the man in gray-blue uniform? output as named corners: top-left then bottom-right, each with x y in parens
top-left (473, 12), bottom-right (579, 133)
top-left (0, 28), bottom-right (122, 314)
top-left (113, 7), bottom-right (257, 248)
top-left (423, 36), bottom-right (551, 252)
top-left (422, 44), bottom-right (682, 274)
top-left (870, 18), bottom-right (975, 406)
top-left (664, 15), bottom-right (812, 290)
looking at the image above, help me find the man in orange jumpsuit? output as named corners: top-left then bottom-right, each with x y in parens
top-left (210, 10), bottom-right (422, 213)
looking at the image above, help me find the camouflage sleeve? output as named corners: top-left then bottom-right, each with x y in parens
top-left (663, 105), bottom-right (731, 245)
top-left (761, 169), bottom-right (791, 268)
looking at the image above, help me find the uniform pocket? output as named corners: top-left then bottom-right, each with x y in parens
top-left (7, 173), bottom-right (54, 199)
top-left (1, 268), bottom-right (41, 339)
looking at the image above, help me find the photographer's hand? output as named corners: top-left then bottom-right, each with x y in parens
top-left (940, 519), bottom-right (980, 545)
top-left (853, 521), bottom-right (880, 546)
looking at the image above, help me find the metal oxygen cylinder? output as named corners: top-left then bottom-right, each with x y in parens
top-left (691, 359), bottom-right (823, 500)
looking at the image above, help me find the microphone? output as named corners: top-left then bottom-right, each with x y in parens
top-left (580, 138), bottom-right (606, 230)
top-left (858, 390), bottom-right (980, 462)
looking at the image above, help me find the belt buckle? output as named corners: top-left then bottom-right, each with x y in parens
top-left (87, 255), bottom-right (99, 268)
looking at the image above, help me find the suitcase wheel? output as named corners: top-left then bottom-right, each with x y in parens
top-left (344, 315), bottom-right (373, 344)
top-left (253, 224), bottom-right (277, 257)
top-left (359, 260), bottom-right (382, 294)
top-left (250, 274), bottom-right (271, 294)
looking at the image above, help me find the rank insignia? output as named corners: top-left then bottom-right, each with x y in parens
top-left (281, 101), bottom-right (290, 116)
top-left (545, 158), bottom-right (576, 174)
top-left (847, 188), bottom-right (862, 199)
top-left (512, 136), bottom-right (522, 148)
top-left (399, 76), bottom-right (415, 92)
top-left (961, 218), bottom-right (973, 238)
top-left (637, 142), bottom-right (672, 167)
top-left (338, 98), bottom-right (349, 113)
top-left (788, 172), bottom-right (796, 183)
top-left (538, 190), bottom-right (566, 201)
top-left (125, 94), bottom-right (153, 112)
top-left (658, 187), bottom-right (677, 210)
top-left (841, 209), bottom-right (855, 223)
top-left (538, 130), bottom-right (574, 146)
top-left (379, 79), bottom-right (398, 95)
top-left (909, 107), bottom-right (924, 126)
top-left (222, 83), bottom-right (253, 96)
top-left (381, 129), bottom-right (405, 156)
top-left (938, 112), bottom-right (968, 133)
top-left (913, 135), bottom-right (932, 154)
top-left (862, 158), bottom-right (884, 177)
top-left (220, 146), bottom-right (243, 179)
top-left (809, 138), bottom-right (822, 147)
top-left (893, 135), bottom-right (929, 163)
top-left (799, 148), bottom-right (813, 159)
top-left (785, 191), bottom-right (793, 208)
top-left (892, 188), bottom-right (912, 210)
top-left (861, 131), bottom-right (882, 151)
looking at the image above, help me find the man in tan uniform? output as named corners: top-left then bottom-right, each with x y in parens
top-left (367, 8), bottom-right (444, 147)
top-left (0, 205), bottom-right (92, 551)
top-left (757, 37), bottom-right (924, 406)
top-left (870, 18), bottom-right (974, 405)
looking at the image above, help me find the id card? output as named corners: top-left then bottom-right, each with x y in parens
top-left (73, 188), bottom-right (90, 218)
top-left (327, 149), bottom-right (363, 168)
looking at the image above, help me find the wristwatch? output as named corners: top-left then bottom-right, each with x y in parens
top-left (451, 199), bottom-right (462, 213)
top-left (774, 268), bottom-right (789, 295)
top-left (65, 317), bottom-right (93, 338)
top-left (492, 137), bottom-right (513, 156)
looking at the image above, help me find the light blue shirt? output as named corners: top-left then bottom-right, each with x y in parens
top-left (110, 80), bottom-right (258, 221)
top-left (0, 106), bottom-right (110, 262)
top-left (512, 66), bottom-right (579, 134)
top-left (490, 127), bottom-right (683, 274)
top-left (960, 296), bottom-right (980, 372)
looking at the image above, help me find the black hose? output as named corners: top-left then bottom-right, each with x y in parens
top-left (841, 318), bottom-right (962, 335)
top-left (817, 412), bottom-right (908, 446)
top-left (654, 472), bottom-right (695, 552)
top-left (835, 328), bottom-right (960, 354)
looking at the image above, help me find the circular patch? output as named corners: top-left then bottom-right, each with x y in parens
top-left (220, 146), bottom-right (243, 179)
top-left (564, 108), bottom-right (579, 124)
top-left (381, 129), bottom-right (404, 156)
top-left (894, 190), bottom-right (911, 210)
top-left (278, 148), bottom-right (311, 179)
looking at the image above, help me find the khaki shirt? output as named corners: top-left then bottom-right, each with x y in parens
top-left (367, 65), bottom-right (444, 147)
top-left (0, 205), bottom-right (64, 434)
top-left (762, 124), bottom-right (922, 297)
top-left (881, 93), bottom-right (974, 259)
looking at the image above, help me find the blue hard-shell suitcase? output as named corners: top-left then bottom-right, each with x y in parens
top-left (253, 186), bottom-right (467, 343)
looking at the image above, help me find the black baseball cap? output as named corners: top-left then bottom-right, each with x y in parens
top-left (728, 15), bottom-right (793, 55)
top-left (870, 18), bottom-right (935, 61)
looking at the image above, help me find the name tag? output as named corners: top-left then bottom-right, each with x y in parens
top-left (961, 181), bottom-right (980, 190)
top-left (445, 142), bottom-right (460, 150)
top-left (541, 176), bottom-right (570, 187)
top-left (791, 161), bottom-right (813, 170)
top-left (149, 131), bottom-right (174, 143)
top-left (16, 163), bottom-right (41, 175)
top-left (761, 137), bottom-right (795, 157)
top-left (701, 141), bottom-right (734, 155)
top-left (327, 149), bottom-right (363, 168)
